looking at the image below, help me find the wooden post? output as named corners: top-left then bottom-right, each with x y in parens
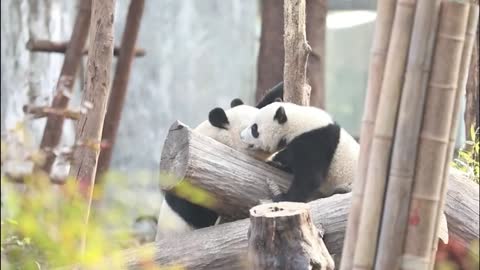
top-left (402, 2), bottom-right (470, 269)
top-left (374, 1), bottom-right (442, 269)
top-left (247, 202), bottom-right (334, 270)
top-left (96, 0), bottom-right (145, 180)
top-left (67, 170), bottom-right (477, 270)
top-left (159, 121), bottom-right (291, 219)
top-left (464, 0), bottom-right (479, 137)
top-left (69, 0), bottom-right (116, 252)
top-left (283, 0), bottom-right (311, 106)
top-left (306, 0), bottom-right (326, 109)
top-left (353, 0), bottom-right (417, 269)
top-left (38, 0), bottom-right (92, 174)
top-left (256, 0), bottom-right (325, 108)
top-left (429, 5), bottom-right (479, 269)
top-left (256, 0), bottom-right (284, 102)
top-left (340, 1), bottom-right (396, 268)
top-left (26, 39), bottom-right (145, 57)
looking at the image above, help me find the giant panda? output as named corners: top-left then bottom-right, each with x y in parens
top-left (157, 85), bottom-right (284, 238)
top-left (240, 101), bottom-right (360, 202)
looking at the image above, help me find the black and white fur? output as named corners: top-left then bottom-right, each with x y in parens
top-left (158, 99), bottom-right (261, 236)
top-left (157, 87), bottom-right (284, 237)
top-left (240, 102), bottom-right (359, 202)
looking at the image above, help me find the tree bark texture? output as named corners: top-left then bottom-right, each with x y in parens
top-left (256, 0), bottom-right (325, 109)
top-left (247, 202), bottom-right (334, 270)
top-left (97, 0), bottom-right (145, 181)
top-left (340, 1), bottom-right (397, 269)
top-left (283, 0), bottom-right (312, 106)
top-left (68, 0), bottom-right (116, 251)
top-left (38, 0), bottom-right (92, 174)
top-left (256, 0), bottom-right (284, 102)
top-left (79, 170), bottom-right (477, 270)
top-left (465, 1), bottom-right (480, 137)
top-left (159, 121), bottom-right (292, 220)
top-left (306, 0), bottom-right (326, 108)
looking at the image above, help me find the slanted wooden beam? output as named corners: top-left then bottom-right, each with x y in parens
top-left (37, 0), bottom-right (92, 174)
top-left (26, 39), bottom-right (145, 57)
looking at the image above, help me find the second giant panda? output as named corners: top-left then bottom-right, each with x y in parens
top-left (240, 101), bottom-right (360, 202)
top-left (157, 84), bottom-right (284, 238)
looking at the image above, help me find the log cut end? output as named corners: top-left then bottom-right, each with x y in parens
top-left (247, 202), bottom-right (335, 270)
top-left (159, 121), bottom-right (190, 190)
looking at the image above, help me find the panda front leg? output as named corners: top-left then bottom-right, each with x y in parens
top-left (272, 170), bottom-right (323, 203)
top-left (265, 148), bottom-right (293, 173)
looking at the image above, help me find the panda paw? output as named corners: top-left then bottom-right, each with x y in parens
top-left (259, 198), bottom-right (273, 204)
top-left (266, 159), bottom-right (292, 173)
top-left (272, 193), bottom-right (287, 202)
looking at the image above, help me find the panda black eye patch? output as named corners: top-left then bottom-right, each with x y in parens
top-left (251, 124), bottom-right (259, 138)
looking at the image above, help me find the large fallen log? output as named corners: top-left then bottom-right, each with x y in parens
top-left (159, 121), bottom-right (292, 219)
top-left (83, 169), bottom-right (477, 270)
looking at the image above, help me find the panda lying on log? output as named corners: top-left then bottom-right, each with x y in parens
top-left (240, 101), bottom-right (359, 202)
top-left (157, 82), bottom-right (285, 237)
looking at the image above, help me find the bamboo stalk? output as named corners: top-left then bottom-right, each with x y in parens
top-left (374, 1), bottom-right (442, 269)
top-left (340, 1), bottom-right (397, 269)
top-left (401, 2), bottom-right (470, 269)
top-left (428, 4), bottom-right (479, 269)
top-left (352, 1), bottom-right (417, 269)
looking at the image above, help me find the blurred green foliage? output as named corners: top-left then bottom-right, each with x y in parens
top-left (452, 126), bottom-right (479, 183)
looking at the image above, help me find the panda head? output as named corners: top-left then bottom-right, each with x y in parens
top-left (194, 98), bottom-right (270, 160)
top-left (240, 102), bottom-right (334, 153)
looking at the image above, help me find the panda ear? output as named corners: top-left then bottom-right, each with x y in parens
top-left (230, 98), bottom-right (244, 108)
top-left (209, 107), bottom-right (230, 129)
top-left (274, 106), bottom-right (287, 124)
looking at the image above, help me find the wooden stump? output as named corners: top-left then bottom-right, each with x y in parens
top-left (247, 202), bottom-right (334, 270)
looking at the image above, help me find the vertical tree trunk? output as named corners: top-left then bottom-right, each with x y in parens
top-left (38, 0), bottom-right (92, 174)
top-left (256, 0), bottom-right (284, 102)
top-left (69, 0), bottom-right (116, 252)
top-left (256, 0), bottom-right (325, 108)
top-left (306, 0), bottom-right (326, 109)
top-left (464, 1), bottom-right (479, 138)
top-left (96, 0), bottom-right (145, 181)
top-left (283, 0), bottom-right (311, 106)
